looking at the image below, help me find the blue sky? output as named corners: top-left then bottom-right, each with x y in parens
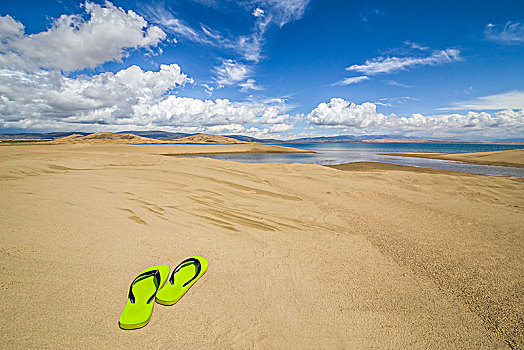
top-left (0, 0), bottom-right (523, 140)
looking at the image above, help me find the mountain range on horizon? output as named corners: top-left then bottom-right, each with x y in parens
top-left (1, 131), bottom-right (523, 144)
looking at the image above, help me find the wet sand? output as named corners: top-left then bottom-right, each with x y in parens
top-left (326, 161), bottom-right (466, 175)
top-left (386, 148), bottom-right (524, 168)
top-left (0, 144), bottom-right (522, 348)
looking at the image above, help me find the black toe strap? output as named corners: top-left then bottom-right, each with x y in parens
top-left (169, 258), bottom-right (201, 287)
top-left (128, 269), bottom-right (161, 304)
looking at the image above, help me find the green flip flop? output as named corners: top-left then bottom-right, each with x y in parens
top-left (119, 264), bottom-right (170, 330)
top-left (155, 256), bottom-right (208, 306)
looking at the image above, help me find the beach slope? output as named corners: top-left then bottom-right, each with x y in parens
top-left (0, 144), bottom-right (522, 348)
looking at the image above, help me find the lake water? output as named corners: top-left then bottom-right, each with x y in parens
top-left (176, 142), bottom-right (524, 178)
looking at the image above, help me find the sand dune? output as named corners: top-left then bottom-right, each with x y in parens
top-left (57, 133), bottom-right (90, 141)
top-left (171, 133), bottom-right (246, 144)
top-left (387, 148), bottom-right (524, 168)
top-left (9, 132), bottom-right (248, 145)
top-left (53, 132), bottom-right (160, 144)
top-left (0, 144), bottom-right (522, 348)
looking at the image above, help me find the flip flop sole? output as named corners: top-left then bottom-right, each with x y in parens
top-left (156, 256), bottom-right (208, 306)
top-left (119, 264), bottom-right (170, 330)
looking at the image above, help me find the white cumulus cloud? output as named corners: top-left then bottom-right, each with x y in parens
top-left (0, 1), bottom-right (166, 72)
top-left (307, 99), bottom-right (389, 127)
top-left (0, 64), bottom-right (190, 124)
top-left (306, 98), bottom-right (524, 138)
top-left (0, 64), bottom-right (292, 136)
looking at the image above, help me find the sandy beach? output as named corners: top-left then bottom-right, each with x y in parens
top-left (1, 144), bottom-right (523, 349)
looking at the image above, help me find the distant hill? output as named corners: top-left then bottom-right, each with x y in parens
top-left (0, 131), bottom-right (275, 143)
top-left (224, 135), bottom-right (280, 143)
top-left (0, 132), bottom-right (244, 144)
top-left (361, 138), bottom-right (455, 143)
top-left (360, 137), bottom-right (524, 144)
top-left (171, 134), bottom-right (246, 144)
top-left (117, 131), bottom-right (191, 140)
top-left (53, 132), bottom-right (163, 144)
top-left (0, 132), bottom-right (90, 140)
top-left (0, 131), bottom-right (191, 141)
top-left (49, 132), bottom-right (245, 144)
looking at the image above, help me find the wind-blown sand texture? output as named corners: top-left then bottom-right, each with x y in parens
top-left (386, 148), bottom-right (524, 168)
top-left (1, 144), bottom-right (523, 349)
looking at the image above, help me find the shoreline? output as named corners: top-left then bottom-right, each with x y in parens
top-left (160, 146), bottom-right (522, 177)
top-left (155, 143), bottom-right (314, 156)
top-left (325, 161), bottom-right (471, 175)
top-left (384, 148), bottom-right (524, 168)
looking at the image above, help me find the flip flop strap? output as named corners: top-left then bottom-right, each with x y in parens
top-left (169, 258), bottom-right (202, 287)
top-left (128, 269), bottom-right (161, 304)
